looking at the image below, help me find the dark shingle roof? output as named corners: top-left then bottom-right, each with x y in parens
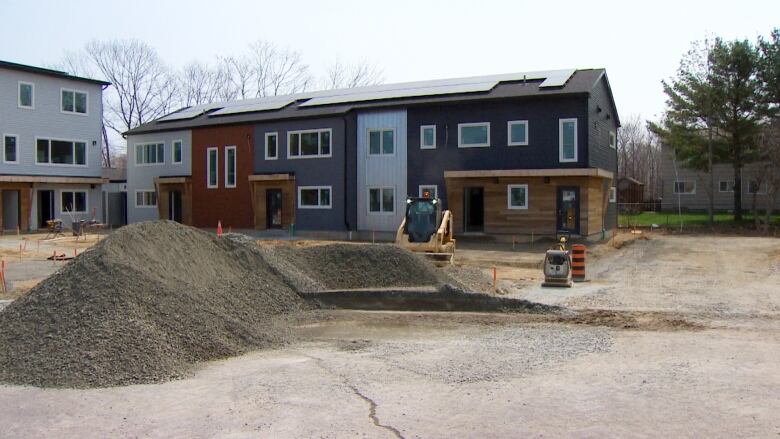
top-left (0, 60), bottom-right (110, 86)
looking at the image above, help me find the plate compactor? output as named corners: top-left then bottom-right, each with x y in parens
top-left (542, 235), bottom-right (573, 287)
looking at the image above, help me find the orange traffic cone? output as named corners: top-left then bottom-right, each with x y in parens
top-left (217, 220), bottom-right (223, 237)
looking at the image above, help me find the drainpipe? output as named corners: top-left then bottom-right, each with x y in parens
top-left (342, 114), bottom-right (351, 232)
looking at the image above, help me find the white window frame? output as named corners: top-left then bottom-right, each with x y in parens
top-left (673, 180), bottom-right (696, 195)
top-left (3, 134), bottom-right (19, 164)
top-left (134, 142), bottom-right (165, 166)
top-left (559, 118), bottom-right (578, 163)
top-left (18, 81), bottom-right (34, 109)
top-left (134, 190), bottom-right (158, 208)
top-left (224, 146), bottom-right (237, 189)
top-left (207, 147), bottom-right (218, 189)
top-left (609, 187), bottom-right (617, 203)
top-left (60, 190), bottom-right (88, 213)
top-left (287, 128), bottom-right (333, 159)
top-left (420, 125), bottom-right (436, 149)
top-left (719, 180), bottom-right (734, 193)
top-left (507, 184), bottom-right (529, 210)
top-left (367, 128), bottom-right (396, 156)
top-left (297, 186), bottom-right (332, 209)
top-left (745, 180), bottom-right (767, 195)
top-left (507, 120), bottom-right (529, 146)
top-left (458, 122), bottom-right (491, 148)
top-left (60, 88), bottom-right (88, 116)
top-left (265, 132), bottom-right (279, 160)
top-left (367, 187), bottom-right (395, 215)
top-left (172, 140), bottom-right (183, 164)
top-left (609, 130), bottom-right (617, 149)
top-left (418, 185), bottom-right (438, 199)
top-left (35, 137), bottom-right (89, 167)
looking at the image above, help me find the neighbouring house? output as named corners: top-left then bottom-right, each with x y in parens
top-left (125, 68), bottom-right (619, 239)
top-left (101, 167), bottom-right (127, 227)
top-left (660, 144), bottom-right (780, 212)
top-left (617, 176), bottom-right (645, 204)
top-left (0, 60), bottom-right (109, 231)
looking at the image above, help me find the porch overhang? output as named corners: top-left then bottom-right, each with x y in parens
top-left (444, 168), bottom-right (614, 179)
top-left (154, 176), bottom-right (192, 185)
top-left (248, 173), bottom-right (295, 182)
top-left (0, 175), bottom-right (108, 184)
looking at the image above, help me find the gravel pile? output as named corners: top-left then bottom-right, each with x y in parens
top-left (0, 221), bottom-right (308, 388)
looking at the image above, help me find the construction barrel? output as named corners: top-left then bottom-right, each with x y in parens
top-left (571, 244), bottom-right (586, 282)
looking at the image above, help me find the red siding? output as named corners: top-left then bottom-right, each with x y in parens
top-left (191, 125), bottom-right (254, 229)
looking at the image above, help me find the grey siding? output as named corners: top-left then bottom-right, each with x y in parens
top-left (0, 67), bottom-right (103, 177)
top-left (356, 110), bottom-right (407, 232)
top-left (407, 97), bottom-right (589, 209)
top-left (254, 116), bottom-right (349, 231)
top-left (126, 130), bottom-right (192, 223)
top-left (587, 75), bottom-right (619, 172)
top-left (30, 185), bottom-right (103, 229)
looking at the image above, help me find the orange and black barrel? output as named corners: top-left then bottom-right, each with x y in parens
top-left (571, 244), bottom-right (586, 282)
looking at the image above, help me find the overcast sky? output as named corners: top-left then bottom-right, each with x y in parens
top-left (1, 0), bottom-right (778, 123)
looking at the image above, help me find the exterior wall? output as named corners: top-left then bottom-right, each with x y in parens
top-left (29, 184), bottom-right (102, 229)
top-left (253, 116), bottom-right (351, 231)
top-left (191, 125), bottom-right (254, 229)
top-left (407, 97), bottom-right (589, 211)
top-left (126, 130), bottom-right (192, 223)
top-left (156, 181), bottom-right (192, 225)
top-left (659, 145), bottom-right (780, 211)
top-left (0, 67), bottom-right (103, 177)
top-left (357, 110), bottom-right (407, 232)
top-left (250, 179), bottom-right (296, 230)
top-left (587, 76), bottom-right (619, 172)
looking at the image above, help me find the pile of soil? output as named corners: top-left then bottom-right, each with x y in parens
top-left (0, 221), bottom-right (308, 388)
top-left (261, 243), bottom-right (457, 292)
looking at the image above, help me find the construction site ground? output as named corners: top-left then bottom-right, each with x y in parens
top-left (1, 230), bottom-right (779, 437)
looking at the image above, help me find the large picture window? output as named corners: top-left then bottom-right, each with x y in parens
top-left (559, 118), bottom-right (578, 162)
top-left (458, 122), bottom-right (490, 148)
top-left (61, 89), bottom-right (87, 114)
top-left (368, 129), bottom-right (395, 155)
top-left (288, 129), bottom-right (332, 158)
top-left (368, 187), bottom-right (394, 214)
top-left (36, 138), bottom-right (87, 165)
top-left (61, 190), bottom-right (87, 213)
top-left (298, 186), bottom-right (332, 209)
top-left (135, 142), bottom-right (164, 165)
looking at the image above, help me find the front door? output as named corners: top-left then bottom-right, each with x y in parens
top-left (557, 186), bottom-right (580, 235)
top-left (463, 187), bottom-right (484, 232)
top-left (38, 190), bottom-right (54, 228)
top-left (169, 191), bottom-right (182, 223)
top-left (266, 189), bottom-right (283, 229)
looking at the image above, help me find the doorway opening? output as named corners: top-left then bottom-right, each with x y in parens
top-left (266, 189), bottom-right (283, 229)
top-left (463, 187), bottom-right (484, 233)
top-left (37, 190), bottom-right (55, 229)
top-left (556, 186), bottom-right (580, 235)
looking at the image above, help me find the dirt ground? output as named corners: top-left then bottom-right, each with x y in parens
top-left (0, 232), bottom-right (779, 437)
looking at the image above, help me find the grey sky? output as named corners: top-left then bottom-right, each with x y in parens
top-left (1, 0), bottom-right (778, 123)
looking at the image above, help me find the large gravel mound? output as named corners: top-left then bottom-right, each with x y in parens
top-left (0, 221), bottom-right (307, 388)
top-left (262, 243), bottom-right (454, 292)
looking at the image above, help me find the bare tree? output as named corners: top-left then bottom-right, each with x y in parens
top-left (246, 41), bottom-right (311, 97)
top-left (618, 115), bottom-right (663, 200)
top-left (220, 55), bottom-right (254, 100)
top-left (322, 59), bottom-right (384, 89)
top-left (179, 61), bottom-right (237, 107)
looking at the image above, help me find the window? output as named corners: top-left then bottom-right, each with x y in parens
top-left (135, 190), bottom-right (157, 208)
top-left (61, 89), bottom-right (87, 114)
top-left (418, 185), bottom-right (438, 199)
top-left (719, 180), bottom-right (735, 193)
top-left (298, 186), bottom-right (332, 209)
top-left (458, 122), bottom-right (490, 148)
top-left (507, 120), bottom-right (528, 146)
top-left (288, 128), bottom-right (332, 158)
top-left (559, 118), bottom-right (577, 162)
top-left (507, 184), bottom-right (528, 210)
top-left (18, 82), bottom-right (34, 109)
top-left (609, 131), bottom-right (617, 149)
top-left (36, 138), bottom-right (87, 165)
top-left (609, 187), bottom-right (617, 203)
top-left (61, 191), bottom-right (87, 213)
top-left (747, 180), bottom-right (766, 194)
top-left (265, 132), bottom-right (278, 160)
top-left (420, 125), bottom-right (436, 149)
top-left (225, 146), bottom-right (237, 188)
top-left (368, 187), bottom-right (394, 214)
top-left (172, 140), bottom-right (183, 164)
top-left (207, 147), bottom-right (218, 188)
top-left (3, 135), bottom-right (18, 164)
top-left (135, 142), bottom-right (165, 165)
top-left (673, 181), bottom-right (695, 195)
top-left (368, 129), bottom-right (395, 155)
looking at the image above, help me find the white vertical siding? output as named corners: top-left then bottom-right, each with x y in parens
top-left (357, 110), bottom-right (407, 232)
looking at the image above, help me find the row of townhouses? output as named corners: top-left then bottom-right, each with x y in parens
top-left (2, 60), bottom-right (619, 238)
top-left (125, 68), bottom-right (620, 239)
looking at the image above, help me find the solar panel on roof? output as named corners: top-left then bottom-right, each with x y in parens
top-left (208, 98), bottom-right (297, 116)
top-left (299, 81), bottom-right (498, 107)
top-left (157, 108), bottom-right (208, 122)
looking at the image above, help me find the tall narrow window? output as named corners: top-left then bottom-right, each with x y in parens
top-left (225, 146), bottom-right (237, 188)
top-left (559, 118), bottom-right (577, 162)
top-left (18, 82), bottom-right (34, 109)
top-left (172, 140), bottom-right (183, 164)
top-left (207, 147), bottom-right (218, 188)
top-left (265, 132), bottom-right (278, 160)
top-left (3, 135), bottom-right (18, 163)
top-left (609, 131), bottom-right (617, 149)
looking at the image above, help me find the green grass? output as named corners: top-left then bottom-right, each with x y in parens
top-left (619, 211), bottom-right (780, 228)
